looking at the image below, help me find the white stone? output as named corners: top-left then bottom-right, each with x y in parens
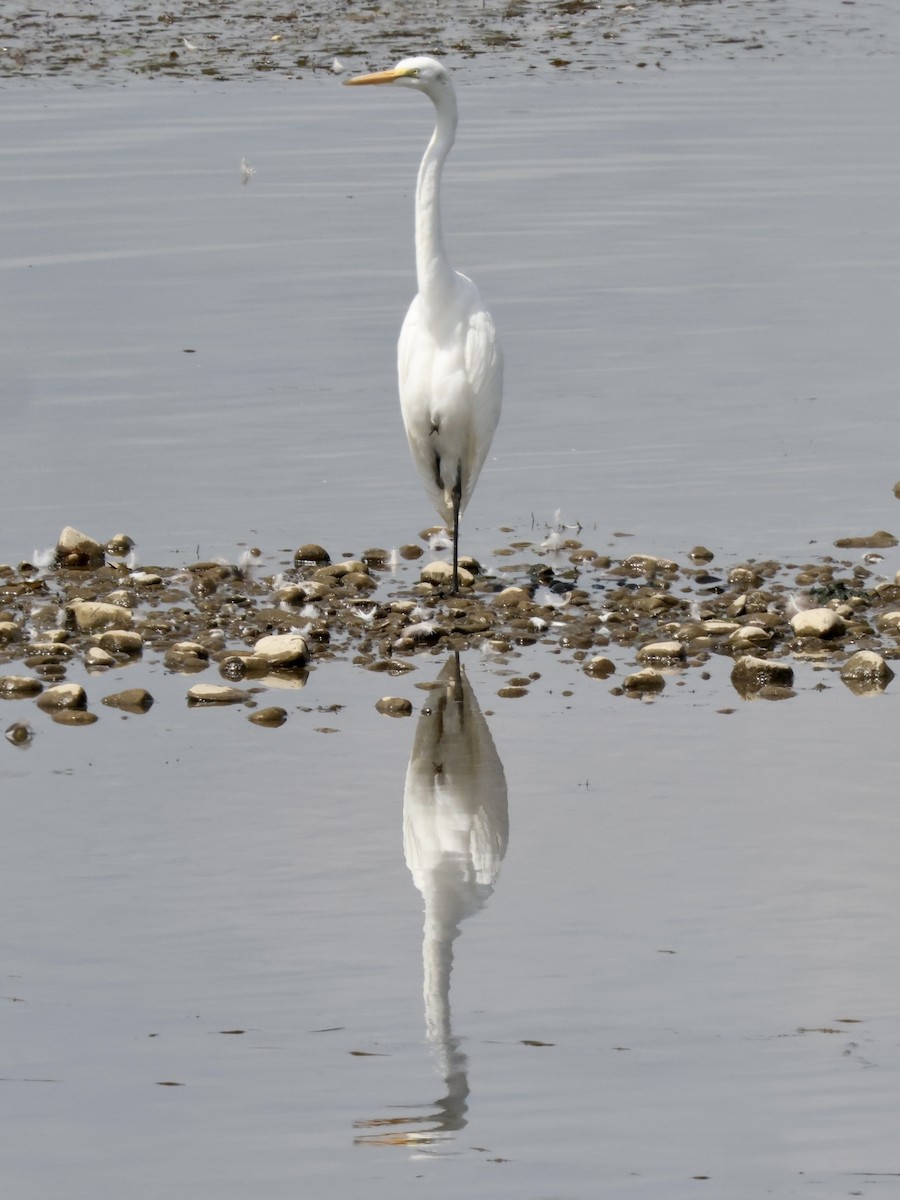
top-left (187, 684), bottom-right (247, 705)
top-left (36, 683), bottom-right (87, 711)
top-left (252, 633), bottom-right (310, 668)
top-left (69, 600), bottom-right (132, 632)
top-left (789, 608), bottom-right (846, 638)
top-left (636, 640), bottom-right (685, 663)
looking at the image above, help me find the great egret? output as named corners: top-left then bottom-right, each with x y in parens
top-left (345, 56), bottom-right (503, 594)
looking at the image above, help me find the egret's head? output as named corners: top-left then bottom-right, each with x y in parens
top-left (344, 56), bottom-right (451, 100)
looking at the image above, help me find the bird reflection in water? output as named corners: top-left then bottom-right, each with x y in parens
top-left (354, 652), bottom-right (508, 1148)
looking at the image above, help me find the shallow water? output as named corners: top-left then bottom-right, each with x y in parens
top-left (3, 48), bottom-right (900, 1200)
top-left (2, 57), bottom-right (900, 566)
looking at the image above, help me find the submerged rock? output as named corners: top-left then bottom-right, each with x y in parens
top-left (248, 706), bottom-right (288, 726)
top-left (622, 667), bottom-right (666, 692)
top-left (730, 655), bottom-right (794, 696)
top-left (5, 721), bottom-right (33, 746)
top-left (840, 650), bottom-right (894, 695)
top-left (636, 640), bottom-right (685, 664)
top-left (375, 696), bottom-right (413, 716)
top-left (102, 687), bottom-right (155, 713)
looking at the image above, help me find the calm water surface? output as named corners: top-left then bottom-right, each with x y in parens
top-left (2, 54), bottom-right (900, 1199)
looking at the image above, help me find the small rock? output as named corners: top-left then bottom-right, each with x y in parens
top-left (187, 684), bottom-right (248, 705)
top-left (85, 646), bottom-right (117, 669)
top-left (399, 544), bottom-right (423, 560)
top-left (130, 571), bottom-right (162, 586)
top-left (0, 675), bottom-right (43, 698)
top-left (420, 560), bottom-right (475, 589)
top-left (252, 633), bottom-right (310, 669)
top-left (727, 625), bottom-right (774, 650)
top-left (840, 650), bottom-right (894, 694)
top-left (95, 629), bottom-right (144, 656)
top-left (102, 688), bottom-right (154, 713)
top-left (703, 619), bottom-right (740, 636)
top-left (620, 554), bottom-right (678, 577)
top-left (730, 655), bottom-right (794, 694)
top-left (106, 533), bottom-right (135, 556)
top-left (375, 696), bottom-right (413, 717)
top-left (497, 686), bottom-right (528, 699)
top-left (55, 526), bottom-right (105, 569)
top-left (622, 668), bottom-right (666, 692)
top-left (0, 621), bottom-right (21, 644)
top-left (361, 548), bottom-right (390, 568)
top-left (584, 656), bottom-right (616, 678)
top-left (50, 710), bottom-right (99, 726)
top-left (689, 546), bottom-right (714, 562)
top-left (5, 721), bottom-right (33, 746)
top-left (68, 600), bottom-right (133, 632)
top-left (294, 543), bottom-right (330, 565)
top-left (493, 586), bottom-right (531, 607)
top-left (834, 530), bottom-right (898, 549)
top-left (26, 642), bottom-right (74, 660)
top-left (165, 642), bottom-right (210, 672)
top-left (789, 608), bottom-right (846, 639)
top-left (248, 706), bottom-right (288, 727)
top-left (636, 640), bottom-right (686, 664)
top-left (36, 683), bottom-right (88, 711)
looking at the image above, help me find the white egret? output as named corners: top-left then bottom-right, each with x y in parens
top-left (345, 56), bottom-right (503, 594)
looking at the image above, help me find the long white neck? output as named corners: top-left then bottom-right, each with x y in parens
top-left (415, 88), bottom-right (459, 306)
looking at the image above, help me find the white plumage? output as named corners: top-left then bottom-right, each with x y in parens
top-left (346, 56), bottom-right (503, 592)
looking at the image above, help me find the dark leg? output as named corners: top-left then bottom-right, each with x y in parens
top-left (451, 467), bottom-right (462, 595)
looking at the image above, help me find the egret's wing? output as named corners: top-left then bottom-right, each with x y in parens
top-left (462, 305), bottom-right (503, 506)
top-left (397, 296), bottom-right (422, 394)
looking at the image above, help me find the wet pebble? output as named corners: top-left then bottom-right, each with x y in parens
top-left (840, 650), bottom-right (894, 693)
top-left (0, 675), bottom-right (43, 698)
top-left (51, 710), bottom-right (99, 726)
top-left (0, 621), bottom-right (21, 644)
top-left (727, 624), bottom-right (774, 650)
top-left (420, 560), bottom-right (475, 589)
top-left (584, 656), bottom-right (616, 678)
top-left (56, 526), bottom-right (105, 569)
top-left (5, 721), bottom-right (33, 746)
top-left (85, 646), bottom-right (117, 669)
top-left (252, 632), bottom-right (310, 669)
top-left (636, 640), bottom-right (685, 664)
top-left (95, 629), bottom-right (144, 656)
top-left (294, 544), bottom-right (330, 565)
top-left (248, 706), bottom-right (288, 726)
top-left (165, 641), bottom-right (210, 672)
top-left (730, 654), bottom-right (794, 694)
top-left (102, 687), bottom-right (155, 713)
top-left (26, 642), bottom-right (74, 660)
top-left (186, 683), bottom-right (248, 705)
top-left (106, 533), bottom-right (135, 556)
top-left (375, 696), bottom-right (413, 717)
top-left (622, 667), bottom-right (666, 692)
top-left (36, 682), bottom-right (88, 711)
top-left (789, 608), bottom-right (846, 639)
